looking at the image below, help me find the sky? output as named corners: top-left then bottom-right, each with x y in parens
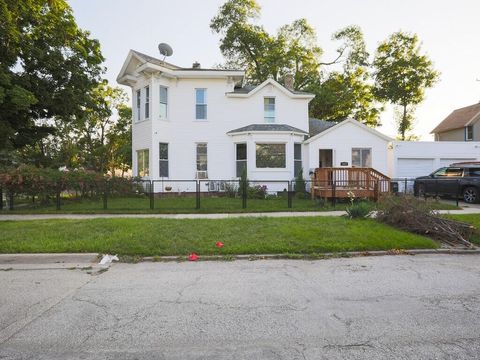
top-left (68, 0), bottom-right (480, 140)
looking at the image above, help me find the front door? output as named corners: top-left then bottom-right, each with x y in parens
top-left (319, 149), bottom-right (333, 168)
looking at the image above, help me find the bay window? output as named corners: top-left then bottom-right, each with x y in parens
top-left (256, 143), bottom-right (285, 168)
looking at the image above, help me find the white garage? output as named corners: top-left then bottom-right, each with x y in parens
top-left (389, 141), bottom-right (480, 179)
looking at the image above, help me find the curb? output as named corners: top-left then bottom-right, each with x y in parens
top-left (138, 248), bottom-right (480, 263)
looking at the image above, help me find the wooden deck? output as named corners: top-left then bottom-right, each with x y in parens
top-left (311, 167), bottom-right (391, 201)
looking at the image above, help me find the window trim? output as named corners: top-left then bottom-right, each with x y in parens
top-left (351, 148), bottom-right (372, 168)
top-left (255, 142), bottom-right (286, 169)
top-left (136, 149), bottom-right (149, 178)
top-left (195, 88), bottom-right (207, 120)
top-left (159, 86), bottom-right (168, 120)
top-left (196, 142), bottom-right (208, 178)
top-left (235, 143), bottom-right (247, 177)
top-left (159, 142), bottom-right (169, 178)
top-left (465, 125), bottom-right (473, 141)
top-left (144, 86), bottom-right (150, 119)
top-left (264, 97), bottom-right (275, 123)
top-left (294, 143), bottom-right (302, 176)
top-left (136, 89), bottom-right (141, 121)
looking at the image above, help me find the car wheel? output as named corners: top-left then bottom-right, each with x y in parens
top-left (417, 183), bottom-right (426, 198)
top-left (463, 187), bottom-right (479, 204)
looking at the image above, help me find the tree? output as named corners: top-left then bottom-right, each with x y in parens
top-left (211, 3), bottom-right (382, 126)
top-left (308, 68), bottom-right (383, 126)
top-left (0, 0), bottom-right (104, 151)
top-left (373, 32), bottom-right (439, 139)
top-left (308, 26), bottom-right (382, 126)
top-left (210, 0), bottom-right (320, 87)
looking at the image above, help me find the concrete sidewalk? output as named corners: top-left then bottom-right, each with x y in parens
top-left (0, 207), bottom-right (479, 220)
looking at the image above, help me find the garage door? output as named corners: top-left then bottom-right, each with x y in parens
top-left (397, 158), bottom-right (435, 178)
top-left (439, 158), bottom-right (476, 167)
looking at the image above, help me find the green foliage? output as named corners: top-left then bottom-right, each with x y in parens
top-left (247, 185), bottom-right (268, 199)
top-left (295, 168), bottom-right (306, 197)
top-left (0, 165), bottom-right (138, 202)
top-left (238, 168), bottom-right (249, 197)
top-left (308, 68), bottom-right (383, 126)
top-left (346, 202), bottom-right (373, 219)
top-left (0, 0), bottom-right (104, 151)
top-left (210, 0), bottom-right (320, 87)
top-left (373, 31), bottom-right (440, 139)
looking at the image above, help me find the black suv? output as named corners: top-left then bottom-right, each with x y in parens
top-left (414, 163), bottom-right (480, 203)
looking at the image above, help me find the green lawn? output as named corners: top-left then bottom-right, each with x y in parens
top-left (0, 217), bottom-right (438, 256)
top-left (445, 214), bottom-right (480, 245)
top-left (1, 195), bottom-right (458, 214)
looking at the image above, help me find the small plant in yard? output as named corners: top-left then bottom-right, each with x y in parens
top-left (345, 190), bottom-right (371, 219)
top-left (346, 202), bottom-right (372, 219)
top-left (294, 169), bottom-right (307, 199)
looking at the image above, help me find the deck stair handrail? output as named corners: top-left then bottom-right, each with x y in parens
top-left (312, 167), bottom-right (391, 200)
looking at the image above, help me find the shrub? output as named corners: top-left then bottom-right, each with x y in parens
top-left (294, 168), bottom-right (306, 196)
top-left (224, 182), bottom-right (238, 198)
top-left (346, 202), bottom-right (372, 219)
top-left (247, 185), bottom-right (268, 199)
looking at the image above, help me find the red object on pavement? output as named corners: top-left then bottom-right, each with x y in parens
top-left (215, 242), bottom-right (224, 248)
top-left (188, 253), bottom-right (199, 261)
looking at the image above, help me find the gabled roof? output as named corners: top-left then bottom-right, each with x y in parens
top-left (226, 78), bottom-right (315, 100)
top-left (117, 50), bottom-right (245, 85)
top-left (227, 124), bottom-right (308, 135)
top-left (431, 102), bottom-right (480, 133)
top-left (308, 118), bottom-right (337, 137)
top-left (304, 118), bottom-right (392, 143)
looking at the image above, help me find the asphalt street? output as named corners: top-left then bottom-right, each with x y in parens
top-left (1, 254), bottom-right (480, 359)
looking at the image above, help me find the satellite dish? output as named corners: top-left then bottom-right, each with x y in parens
top-left (158, 43), bottom-right (173, 61)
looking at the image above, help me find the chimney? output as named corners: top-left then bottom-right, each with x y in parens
top-left (192, 61), bottom-right (201, 69)
top-left (284, 74), bottom-right (294, 91)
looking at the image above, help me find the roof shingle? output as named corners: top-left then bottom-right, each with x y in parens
top-left (227, 124), bottom-right (308, 134)
top-left (431, 103), bottom-right (480, 133)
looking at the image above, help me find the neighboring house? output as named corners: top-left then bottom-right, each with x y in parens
top-left (431, 102), bottom-right (480, 141)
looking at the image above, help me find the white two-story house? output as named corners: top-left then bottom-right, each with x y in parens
top-left (119, 49), bottom-right (457, 191)
top-left (117, 50), bottom-right (316, 191)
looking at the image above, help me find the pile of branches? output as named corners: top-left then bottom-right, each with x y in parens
top-left (376, 195), bottom-right (475, 248)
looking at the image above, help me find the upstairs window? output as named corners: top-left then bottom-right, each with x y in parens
top-left (159, 86), bottom-right (168, 119)
top-left (159, 143), bottom-right (169, 177)
top-left (466, 125), bottom-right (473, 141)
top-left (144, 86), bottom-right (150, 119)
top-left (352, 148), bottom-right (371, 167)
top-left (195, 89), bottom-right (207, 120)
top-left (137, 149), bottom-right (149, 177)
top-left (294, 143), bottom-right (302, 176)
top-left (264, 97), bottom-right (275, 123)
top-left (236, 143), bottom-right (247, 177)
top-left (136, 90), bottom-right (141, 121)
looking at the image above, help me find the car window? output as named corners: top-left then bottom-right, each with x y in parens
top-left (445, 168), bottom-right (463, 177)
top-left (432, 168), bottom-right (447, 177)
top-left (467, 168), bottom-right (480, 177)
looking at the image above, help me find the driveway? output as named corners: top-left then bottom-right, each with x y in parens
top-left (1, 255), bottom-right (480, 359)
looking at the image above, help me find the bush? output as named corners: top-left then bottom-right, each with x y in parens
top-left (346, 202), bottom-right (372, 219)
top-left (294, 168), bottom-right (306, 195)
top-left (224, 182), bottom-right (238, 198)
top-left (247, 185), bottom-right (268, 199)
